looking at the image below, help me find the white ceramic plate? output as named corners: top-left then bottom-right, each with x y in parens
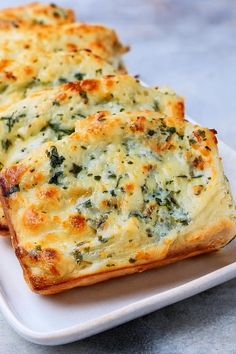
top-left (0, 119), bottom-right (236, 346)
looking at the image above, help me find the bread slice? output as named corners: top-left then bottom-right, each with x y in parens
top-left (0, 3), bottom-right (75, 26)
top-left (0, 49), bottom-right (118, 112)
top-left (0, 110), bottom-right (235, 294)
top-left (0, 75), bottom-right (184, 230)
top-left (0, 22), bottom-right (128, 70)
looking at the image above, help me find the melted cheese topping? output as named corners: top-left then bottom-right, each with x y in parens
top-left (0, 22), bottom-right (127, 69)
top-left (0, 3), bottom-right (75, 26)
top-left (0, 75), bottom-right (183, 227)
top-left (1, 111), bottom-right (235, 289)
top-left (0, 50), bottom-right (117, 111)
top-left (0, 75), bottom-right (184, 169)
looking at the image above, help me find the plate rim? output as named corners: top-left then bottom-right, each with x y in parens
top-left (1, 259), bottom-right (236, 345)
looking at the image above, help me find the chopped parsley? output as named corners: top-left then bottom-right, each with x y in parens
top-left (1, 113), bottom-right (19, 133)
top-left (189, 138), bottom-right (197, 145)
top-left (79, 91), bottom-right (88, 103)
top-left (108, 173), bottom-right (117, 179)
top-left (74, 72), bottom-right (85, 80)
top-left (153, 100), bottom-right (160, 112)
top-left (147, 129), bottom-right (155, 136)
top-left (58, 77), bottom-right (68, 84)
top-left (166, 127), bottom-right (176, 134)
top-left (52, 100), bottom-right (60, 106)
top-left (83, 200), bottom-right (92, 208)
top-left (98, 235), bottom-right (108, 243)
top-left (198, 130), bottom-right (206, 138)
top-left (1, 139), bottom-right (12, 151)
top-left (48, 122), bottom-right (74, 139)
top-left (46, 146), bottom-right (65, 168)
top-left (69, 163), bottom-right (83, 177)
top-left (129, 210), bottom-right (146, 219)
top-left (95, 69), bottom-right (103, 76)
top-left (73, 249), bottom-right (83, 264)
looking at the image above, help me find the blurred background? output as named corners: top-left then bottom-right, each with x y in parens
top-left (7, 0), bottom-right (235, 148)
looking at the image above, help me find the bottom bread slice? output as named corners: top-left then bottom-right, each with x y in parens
top-left (0, 110), bottom-right (235, 294)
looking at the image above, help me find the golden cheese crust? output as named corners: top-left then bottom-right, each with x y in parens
top-left (0, 22), bottom-right (128, 69)
top-left (0, 75), bottom-right (183, 229)
top-left (0, 53), bottom-right (120, 229)
top-left (0, 3), bottom-right (75, 26)
top-left (0, 110), bottom-right (235, 294)
top-left (0, 49), bottom-right (118, 112)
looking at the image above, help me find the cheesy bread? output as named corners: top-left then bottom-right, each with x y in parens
top-left (0, 75), bottom-right (183, 230)
top-left (0, 49), bottom-right (118, 112)
top-left (0, 2), bottom-right (75, 26)
top-left (0, 110), bottom-right (235, 294)
top-left (0, 22), bottom-right (128, 70)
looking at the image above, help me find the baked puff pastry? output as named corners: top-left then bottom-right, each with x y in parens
top-left (0, 110), bottom-right (235, 294)
top-left (0, 2), bottom-right (75, 26)
top-left (0, 75), bottom-right (183, 230)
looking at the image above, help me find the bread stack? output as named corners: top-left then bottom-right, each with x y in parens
top-left (0, 2), bottom-right (235, 295)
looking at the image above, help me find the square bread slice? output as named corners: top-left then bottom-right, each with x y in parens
top-left (0, 2), bottom-right (75, 26)
top-left (0, 22), bottom-right (128, 70)
top-left (0, 75), bottom-right (184, 230)
top-left (0, 110), bottom-right (235, 294)
top-left (0, 49), bottom-right (118, 112)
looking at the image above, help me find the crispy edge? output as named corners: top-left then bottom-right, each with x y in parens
top-left (28, 218), bottom-right (236, 295)
top-left (0, 172), bottom-right (235, 295)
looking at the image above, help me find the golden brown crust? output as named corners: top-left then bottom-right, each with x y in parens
top-left (0, 22), bottom-right (128, 64)
top-left (1, 176), bottom-right (234, 295)
top-left (19, 218), bottom-right (236, 295)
